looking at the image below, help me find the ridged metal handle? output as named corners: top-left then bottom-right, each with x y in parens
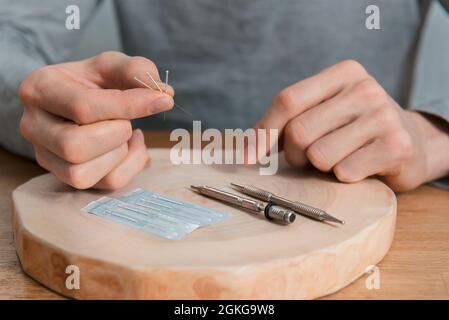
top-left (230, 183), bottom-right (344, 224)
top-left (287, 202), bottom-right (327, 221)
top-left (231, 183), bottom-right (273, 201)
top-left (266, 205), bottom-right (296, 224)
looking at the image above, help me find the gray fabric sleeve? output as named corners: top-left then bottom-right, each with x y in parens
top-left (0, 0), bottom-right (100, 158)
top-left (439, 0), bottom-right (449, 12)
top-left (409, 98), bottom-right (449, 124)
top-left (410, 1), bottom-right (449, 188)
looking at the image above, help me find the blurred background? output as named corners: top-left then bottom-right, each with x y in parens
top-left (68, 0), bottom-right (449, 108)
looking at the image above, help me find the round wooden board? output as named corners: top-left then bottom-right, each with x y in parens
top-left (12, 149), bottom-right (396, 299)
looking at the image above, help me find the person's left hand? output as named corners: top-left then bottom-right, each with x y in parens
top-left (255, 60), bottom-right (448, 192)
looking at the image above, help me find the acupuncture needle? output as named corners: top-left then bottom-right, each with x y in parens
top-left (152, 195), bottom-right (184, 205)
top-left (118, 203), bottom-right (166, 218)
top-left (135, 201), bottom-right (168, 210)
top-left (152, 71), bottom-right (193, 117)
top-left (146, 71), bottom-right (163, 92)
top-left (136, 202), bottom-right (208, 225)
top-left (120, 203), bottom-right (162, 213)
top-left (161, 70), bottom-right (170, 120)
top-left (146, 72), bottom-right (193, 116)
top-left (119, 204), bottom-right (189, 227)
top-left (139, 197), bottom-right (214, 220)
top-left (148, 195), bottom-right (217, 218)
top-left (141, 198), bottom-right (174, 209)
top-left (105, 210), bottom-right (138, 223)
top-left (133, 202), bottom-right (206, 224)
top-left (102, 206), bottom-right (181, 236)
top-left (138, 201), bottom-right (212, 223)
top-left (134, 75), bottom-right (193, 117)
top-left (164, 70), bottom-right (169, 93)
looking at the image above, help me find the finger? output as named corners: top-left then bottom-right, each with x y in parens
top-left (256, 61), bottom-right (370, 159)
top-left (255, 60), bottom-right (369, 135)
top-left (28, 68), bottom-right (173, 124)
top-left (284, 88), bottom-right (367, 150)
top-left (94, 129), bottom-right (149, 190)
top-left (306, 115), bottom-right (380, 172)
top-left (283, 140), bottom-right (309, 167)
top-left (22, 52), bottom-right (176, 124)
top-left (332, 139), bottom-right (389, 183)
top-left (282, 89), bottom-right (363, 167)
top-left (21, 106), bottom-right (133, 164)
top-left (34, 143), bottom-right (128, 189)
top-left (85, 51), bottom-right (175, 95)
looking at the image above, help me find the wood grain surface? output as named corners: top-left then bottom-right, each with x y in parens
top-left (1, 131), bottom-right (448, 299)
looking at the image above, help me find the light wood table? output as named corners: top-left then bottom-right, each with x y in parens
top-left (1, 132), bottom-right (448, 299)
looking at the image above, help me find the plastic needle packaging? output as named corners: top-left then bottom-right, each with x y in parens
top-left (82, 188), bottom-right (229, 240)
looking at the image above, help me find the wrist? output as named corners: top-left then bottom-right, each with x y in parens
top-left (406, 111), bottom-right (449, 182)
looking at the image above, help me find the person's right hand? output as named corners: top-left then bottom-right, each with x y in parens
top-left (18, 51), bottom-right (174, 189)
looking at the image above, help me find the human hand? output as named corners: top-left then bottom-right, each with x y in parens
top-left (19, 51), bottom-right (174, 189)
top-left (256, 60), bottom-right (449, 192)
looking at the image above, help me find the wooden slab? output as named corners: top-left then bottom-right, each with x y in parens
top-left (12, 148), bottom-right (396, 299)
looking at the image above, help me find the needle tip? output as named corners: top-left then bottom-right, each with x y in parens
top-left (324, 215), bottom-right (345, 225)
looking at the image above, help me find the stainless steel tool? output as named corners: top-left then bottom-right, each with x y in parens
top-left (230, 183), bottom-right (345, 225)
top-left (190, 185), bottom-right (296, 225)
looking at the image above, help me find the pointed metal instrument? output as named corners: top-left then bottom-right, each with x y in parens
top-left (230, 183), bottom-right (345, 225)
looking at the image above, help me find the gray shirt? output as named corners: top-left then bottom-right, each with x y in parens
top-left (0, 0), bottom-right (448, 186)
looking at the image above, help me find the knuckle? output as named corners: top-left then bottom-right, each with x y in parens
top-left (56, 129), bottom-right (86, 164)
top-left (101, 172), bottom-right (127, 190)
top-left (386, 131), bottom-right (414, 160)
top-left (338, 59), bottom-right (367, 76)
top-left (18, 77), bottom-right (36, 105)
top-left (306, 144), bottom-right (331, 171)
top-left (122, 121), bottom-right (133, 139)
top-left (284, 120), bottom-right (309, 150)
top-left (34, 148), bottom-right (48, 171)
top-left (129, 56), bottom-right (157, 72)
top-left (353, 78), bottom-right (385, 103)
top-left (69, 96), bottom-right (91, 124)
top-left (275, 88), bottom-right (297, 116)
top-left (19, 112), bottom-right (33, 141)
top-left (373, 106), bottom-right (398, 129)
top-left (111, 120), bottom-right (133, 141)
top-left (35, 65), bottom-right (59, 85)
top-left (65, 164), bottom-right (94, 190)
top-left (333, 164), bottom-right (359, 183)
top-left (95, 51), bottom-right (126, 64)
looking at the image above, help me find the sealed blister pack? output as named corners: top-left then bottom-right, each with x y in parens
top-left (118, 188), bottom-right (229, 227)
top-left (82, 189), bottom-right (229, 240)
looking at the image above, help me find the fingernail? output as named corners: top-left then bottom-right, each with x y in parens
top-left (134, 129), bottom-right (144, 141)
top-left (151, 95), bottom-right (173, 113)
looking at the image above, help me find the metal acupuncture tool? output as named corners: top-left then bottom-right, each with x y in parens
top-left (134, 71), bottom-right (193, 117)
top-left (190, 185), bottom-right (296, 225)
top-left (230, 183), bottom-right (345, 225)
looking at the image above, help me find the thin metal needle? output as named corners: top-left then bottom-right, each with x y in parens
top-left (134, 76), bottom-right (153, 90)
top-left (134, 74), bottom-right (194, 118)
top-left (163, 70), bottom-right (170, 120)
top-left (164, 70), bottom-right (169, 93)
top-left (174, 102), bottom-right (193, 117)
top-left (146, 72), bottom-right (163, 92)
